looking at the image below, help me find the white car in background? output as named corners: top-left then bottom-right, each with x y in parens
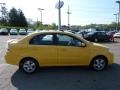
top-left (19, 29), bottom-right (27, 35)
top-left (10, 29), bottom-right (18, 35)
top-left (113, 31), bottom-right (120, 38)
top-left (27, 29), bottom-right (35, 34)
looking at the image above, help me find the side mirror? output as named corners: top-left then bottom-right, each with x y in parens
top-left (81, 43), bottom-right (86, 47)
top-left (76, 42), bottom-right (86, 47)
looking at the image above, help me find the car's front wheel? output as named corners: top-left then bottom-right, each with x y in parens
top-left (20, 58), bottom-right (39, 73)
top-left (90, 56), bottom-right (108, 71)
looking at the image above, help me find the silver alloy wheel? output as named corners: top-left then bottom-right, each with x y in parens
top-left (94, 38), bottom-right (98, 42)
top-left (22, 60), bottom-right (36, 73)
top-left (93, 58), bottom-right (106, 71)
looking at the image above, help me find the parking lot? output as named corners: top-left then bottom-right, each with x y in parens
top-left (0, 35), bottom-right (120, 90)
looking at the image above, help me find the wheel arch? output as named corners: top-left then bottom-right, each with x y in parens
top-left (90, 55), bottom-right (108, 65)
top-left (19, 57), bottom-right (39, 67)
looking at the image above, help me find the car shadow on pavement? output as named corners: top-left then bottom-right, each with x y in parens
top-left (11, 64), bottom-right (120, 90)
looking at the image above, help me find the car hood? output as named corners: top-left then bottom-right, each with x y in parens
top-left (93, 43), bottom-right (108, 48)
top-left (90, 42), bottom-right (108, 51)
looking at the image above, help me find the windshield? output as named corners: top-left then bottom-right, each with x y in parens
top-left (11, 29), bottom-right (17, 32)
top-left (19, 29), bottom-right (26, 32)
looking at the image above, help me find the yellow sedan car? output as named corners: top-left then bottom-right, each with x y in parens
top-left (5, 30), bottom-right (114, 73)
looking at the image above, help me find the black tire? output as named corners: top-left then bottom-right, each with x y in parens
top-left (20, 58), bottom-right (39, 74)
top-left (90, 56), bottom-right (108, 71)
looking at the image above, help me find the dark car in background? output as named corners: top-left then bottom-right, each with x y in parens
top-left (75, 31), bottom-right (90, 38)
top-left (84, 31), bottom-right (110, 42)
top-left (0, 28), bottom-right (8, 35)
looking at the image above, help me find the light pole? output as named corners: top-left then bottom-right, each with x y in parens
top-left (116, 1), bottom-right (120, 30)
top-left (38, 8), bottom-right (44, 29)
top-left (114, 14), bottom-right (118, 30)
top-left (67, 5), bottom-right (71, 30)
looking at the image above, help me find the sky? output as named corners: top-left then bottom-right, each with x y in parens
top-left (0, 0), bottom-right (119, 26)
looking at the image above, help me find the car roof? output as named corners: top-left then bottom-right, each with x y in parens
top-left (31, 30), bottom-right (74, 35)
top-left (19, 30), bottom-right (90, 44)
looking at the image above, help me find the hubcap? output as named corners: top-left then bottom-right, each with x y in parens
top-left (93, 59), bottom-right (106, 70)
top-left (23, 60), bottom-right (36, 73)
top-left (94, 38), bottom-right (98, 42)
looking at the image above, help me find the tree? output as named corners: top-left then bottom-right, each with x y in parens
top-left (8, 8), bottom-right (18, 27)
top-left (0, 6), bottom-right (8, 26)
top-left (51, 23), bottom-right (57, 30)
top-left (18, 9), bottom-right (28, 27)
top-left (8, 8), bottom-right (28, 27)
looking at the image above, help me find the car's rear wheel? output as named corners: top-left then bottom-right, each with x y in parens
top-left (20, 58), bottom-right (39, 73)
top-left (90, 56), bottom-right (108, 71)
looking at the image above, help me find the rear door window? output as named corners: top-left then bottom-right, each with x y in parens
top-left (29, 34), bottom-right (54, 45)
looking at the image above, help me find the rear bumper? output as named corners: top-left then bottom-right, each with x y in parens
top-left (5, 52), bottom-right (19, 65)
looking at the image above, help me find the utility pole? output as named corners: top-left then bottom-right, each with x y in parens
top-left (55, 0), bottom-right (64, 30)
top-left (38, 8), bottom-right (44, 29)
top-left (67, 5), bottom-right (71, 30)
top-left (116, 1), bottom-right (120, 30)
top-left (58, 0), bottom-right (61, 30)
top-left (114, 14), bottom-right (118, 30)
